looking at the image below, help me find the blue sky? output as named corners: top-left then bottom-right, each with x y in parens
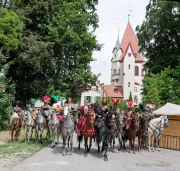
top-left (90, 0), bottom-right (149, 84)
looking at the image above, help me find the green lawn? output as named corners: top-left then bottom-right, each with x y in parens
top-left (0, 139), bottom-right (49, 159)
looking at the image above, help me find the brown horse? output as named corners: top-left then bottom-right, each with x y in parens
top-left (9, 112), bottom-right (21, 142)
top-left (123, 114), bottom-right (140, 154)
top-left (83, 111), bottom-right (95, 153)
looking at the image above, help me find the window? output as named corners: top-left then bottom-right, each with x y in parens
top-left (135, 66), bottom-right (139, 76)
top-left (134, 87), bottom-right (138, 92)
top-left (142, 69), bottom-right (145, 76)
top-left (94, 96), bottom-right (101, 103)
top-left (118, 69), bottom-right (120, 75)
top-left (114, 88), bottom-right (118, 93)
top-left (85, 96), bottom-right (92, 103)
top-left (128, 82), bottom-right (130, 87)
top-left (134, 96), bottom-right (138, 104)
top-left (128, 65), bottom-right (131, 69)
top-left (128, 53), bottom-right (131, 57)
top-left (113, 69), bottom-right (116, 75)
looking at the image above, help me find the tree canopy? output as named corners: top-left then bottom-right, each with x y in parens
top-left (142, 67), bottom-right (180, 107)
top-left (136, 0), bottom-right (180, 74)
top-left (6, 0), bottom-right (100, 101)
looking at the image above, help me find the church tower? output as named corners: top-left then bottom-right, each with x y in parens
top-left (111, 21), bottom-right (146, 104)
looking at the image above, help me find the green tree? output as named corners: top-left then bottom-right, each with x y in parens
top-left (136, 0), bottom-right (180, 74)
top-left (128, 91), bottom-right (133, 101)
top-left (0, 8), bottom-right (23, 129)
top-left (9, 0), bottom-right (100, 100)
top-left (142, 67), bottom-right (180, 106)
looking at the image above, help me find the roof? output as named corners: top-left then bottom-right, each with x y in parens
top-left (114, 34), bottom-right (120, 50)
top-left (119, 22), bottom-right (144, 63)
top-left (103, 85), bottom-right (123, 98)
top-left (153, 103), bottom-right (180, 116)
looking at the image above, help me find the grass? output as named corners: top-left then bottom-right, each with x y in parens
top-left (0, 140), bottom-right (48, 158)
top-left (0, 128), bottom-right (51, 159)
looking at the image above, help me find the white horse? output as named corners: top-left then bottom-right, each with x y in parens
top-left (48, 110), bottom-right (60, 148)
top-left (24, 110), bottom-right (34, 143)
top-left (148, 115), bottom-right (168, 152)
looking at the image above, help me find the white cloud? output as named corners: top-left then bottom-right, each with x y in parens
top-left (91, 0), bottom-right (149, 84)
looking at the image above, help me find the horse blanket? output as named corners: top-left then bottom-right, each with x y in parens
top-left (77, 115), bottom-right (95, 137)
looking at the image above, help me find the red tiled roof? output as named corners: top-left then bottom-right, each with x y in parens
top-left (103, 85), bottom-right (123, 98)
top-left (119, 22), bottom-right (144, 63)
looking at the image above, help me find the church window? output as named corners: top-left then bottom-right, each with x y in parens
top-left (113, 69), bottom-right (117, 75)
top-left (128, 53), bottom-right (131, 57)
top-left (114, 89), bottom-right (118, 93)
top-left (128, 82), bottom-right (130, 87)
top-left (134, 87), bottom-right (138, 92)
top-left (134, 96), bottom-right (138, 104)
top-left (142, 69), bottom-right (145, 76)
top-left (135, 66), bottom-right (139, 76)
top-left (128, 65), bottom-right (130, 69)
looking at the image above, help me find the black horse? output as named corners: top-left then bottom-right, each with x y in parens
top-left (94, 109), bottom-right (117, 161)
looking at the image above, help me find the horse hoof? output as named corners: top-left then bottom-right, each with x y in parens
top-left (51, 145), bottom-right (55, 148)
top-left (118, 149), bottom-right (121, 151)
top-left (62, 152), bottom-right (66, 156)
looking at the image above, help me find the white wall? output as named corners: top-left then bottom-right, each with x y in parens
top-left (123, 46), bottom-right (135, 100)
top-left (80, 90), bottom-right (103, 106)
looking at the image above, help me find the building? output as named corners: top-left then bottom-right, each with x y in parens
top-left (80, 81), bottom-right (104, 106)
top-left (110, 21), bottom-right (146, 104)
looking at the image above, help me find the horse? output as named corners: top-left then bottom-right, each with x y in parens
top-left (35, 110), bottom-right (46, 144)
top-left (136, 114), bottom-right (149, 151)
top-left (116, 111), bottom-right (124, 151)
top-left (9, 112), bottom-right (21, 142)
top-left (109, 110), bottom-right (119, 153)
top-left (48, 111), bottom-right (59, 148)
top-left (148, 115), bottom-right (168, 152)
top-left (123, 114), bottom-right (140, 154)
top-left (78, 111), bottom-right (95, 153)
top-left (24, 110), bottom-right (34, 143)
top-left (61, 107), bottom-right (75, 156)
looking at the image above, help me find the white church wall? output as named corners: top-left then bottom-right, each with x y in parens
top-left (123, 46), bottom-right (135, 100)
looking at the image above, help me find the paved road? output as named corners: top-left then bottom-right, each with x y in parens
top-left (3, 139), bottom-right (180, 171)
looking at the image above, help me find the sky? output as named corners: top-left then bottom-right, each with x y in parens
top-left (90, 0), bottom-right (150, 84)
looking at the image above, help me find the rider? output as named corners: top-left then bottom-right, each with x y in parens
top-left (64, 97), bottom-right (78, 131)
top-left (41, 101), bottom-right (51, 121)
top-left (124, 109), bottom-right (133, 129)
top-left (13, 104), bottom-right (23, 127)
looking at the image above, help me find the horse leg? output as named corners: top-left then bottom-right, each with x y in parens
top-left (62, 137), bottom-right (66, 156)
top-left (88, 137), bottom-right (92, 153)
top-left (112, 136), bottom-right (115, 153)
top-left (148, 133), bottom-right (152, 152)
top-left (132, 137), bottom-right (136, 154)
top-left (117, 133), bottom-right (122, 151)
top-left (128, 138), bottom-right (131, 153)
top-left (103, 142), bottom-right (108, 161)
top-left (70, 134), bottom-right (73, 151)
top-left (84, 137), bottom-right (87, 153)
top-left (11, 129), bottom-right (13, 142)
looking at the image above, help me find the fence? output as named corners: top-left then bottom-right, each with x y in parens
top-left (160, 134), bottom-right (180, 151)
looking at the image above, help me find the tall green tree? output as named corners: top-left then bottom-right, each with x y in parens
top-left (0, 8), bottom-right (23, 129)
top-left (142, 67), bottom-right (180, 106)
top-left (136, 0), bottom-right (180, 74)
top-left (9, 0), bottom-right (100, 100)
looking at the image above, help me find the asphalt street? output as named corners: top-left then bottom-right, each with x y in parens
top-left (3, 138), bottom-right (180, 171)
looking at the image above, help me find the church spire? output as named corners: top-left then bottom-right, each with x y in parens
top-left (115, 33), bottom-right (120, 50)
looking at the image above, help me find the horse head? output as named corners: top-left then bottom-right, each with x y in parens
top-left (106, 110), bottom-right (117, 129)
top-left (131, 114), bottom-right (140, 130)
top-left (87, 111), bottom-right (95, 126)
top-left (162, 115), bottom-right (168, 128)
